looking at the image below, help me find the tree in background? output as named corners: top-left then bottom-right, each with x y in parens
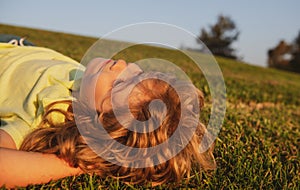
top-left (267, 40), bottom-right (293, 69)
top-left (267, 31), bottom-right (300, 73)
top-left (197, 15), bottom-right (240, 59)
top-left (290, 31), bottom-right (300, 72)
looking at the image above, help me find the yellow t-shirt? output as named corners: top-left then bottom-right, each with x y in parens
top-left (0, 43), bottom-right (85, 149)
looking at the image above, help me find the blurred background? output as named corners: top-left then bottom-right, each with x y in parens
top-left (1, 0), bottom-right (300, 72)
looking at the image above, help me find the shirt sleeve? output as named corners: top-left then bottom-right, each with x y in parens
top-left (1, 116), bottom-right (32, 149)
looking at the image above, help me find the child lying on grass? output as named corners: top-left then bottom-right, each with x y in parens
top-left (0, 42), bottom-right (216, 188)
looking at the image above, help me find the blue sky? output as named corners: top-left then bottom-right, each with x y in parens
top-left (1, 0), bottom-right (299, 67)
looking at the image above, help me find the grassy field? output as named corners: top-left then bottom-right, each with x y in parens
top-left (1, 24), bottom-right (299, 189)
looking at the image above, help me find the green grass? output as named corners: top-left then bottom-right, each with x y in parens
top-left (1, 24), bottom-right (299, 189)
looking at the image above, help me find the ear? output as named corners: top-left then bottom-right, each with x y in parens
top-left (196, 89), bottom-right (205, 110)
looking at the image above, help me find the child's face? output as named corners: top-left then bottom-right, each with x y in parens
top-left (80, 58), bottom-right (128, 112)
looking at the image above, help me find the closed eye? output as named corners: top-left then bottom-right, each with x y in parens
top-left (97, 59), bottom-right (111, 73)
top-left (109, 60), bottom-right (117, 70)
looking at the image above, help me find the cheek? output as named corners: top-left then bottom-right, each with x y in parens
top-left (94, 72), bottom-right (121, 111)
top-left (95, 80), bottom-right (104, 105)
top-left (94, 77), bottom-right (112, 108)
top-left (80, 75), bottom-right (98, 109)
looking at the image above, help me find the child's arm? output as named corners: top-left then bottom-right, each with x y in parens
top-left (0, 147), bottom-right (83, 188)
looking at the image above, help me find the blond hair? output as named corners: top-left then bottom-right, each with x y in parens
top-left (20, 73), bottom-right (216, 186)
